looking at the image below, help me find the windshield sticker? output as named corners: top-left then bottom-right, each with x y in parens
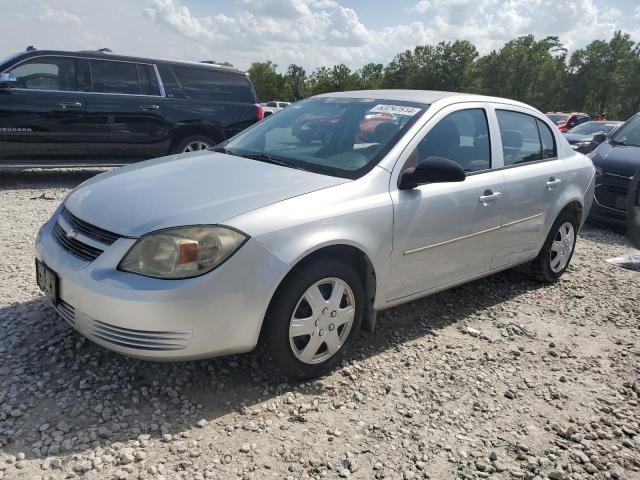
top-left (370, 104), bottom-right (421, 116)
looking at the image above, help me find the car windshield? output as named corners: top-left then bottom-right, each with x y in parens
top-left (568, 122), bottom-right (619, 135)
top-left (221, 97), bottom-right (428, 179)
top-left (610, 115), bottom-right (640, 147)
top-left (547, 114), bottom-right (568, 124)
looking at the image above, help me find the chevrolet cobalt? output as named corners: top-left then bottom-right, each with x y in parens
top-left (35, 91), bottom-right (596, 379)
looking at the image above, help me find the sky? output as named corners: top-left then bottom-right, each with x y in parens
top-left (1, 0), bottom-right (639, 72)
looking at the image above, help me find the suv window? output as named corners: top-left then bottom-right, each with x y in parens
top-left (170, 65), bottom-right (255, 102)
top-left (91, 60), bottom-right (139, 95)
top-left (157, 63), bottom-right (185, 98)
top-left (497, 110), bottom-right (545, 166)
top-left (138, 64), bottom-right (160, 96)
top-left (7, 56), bottom-right (77, 91)
top-left (412, 108), bottom-right (491, 173)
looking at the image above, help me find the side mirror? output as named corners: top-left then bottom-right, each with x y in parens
top-left (398, 156), bottom-right (466, 190)
top-left (592, 133), bottom-right (607, 144)
top-left (0, 73), bottom-right (17, 89)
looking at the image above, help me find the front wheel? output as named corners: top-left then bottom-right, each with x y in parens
top-left (264, 258), bottom-right (365, 380)
top-left (171, 135), bottom-right (215, 154)
top-left (528, 212), bottom-right (578, 282)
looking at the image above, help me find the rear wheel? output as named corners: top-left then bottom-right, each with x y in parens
top-left (528, 211), bottom-right (578, 282)
top-left (171, 135), bottom-right (215, 154)
top-left (264, 258), bottom-right (364, 380)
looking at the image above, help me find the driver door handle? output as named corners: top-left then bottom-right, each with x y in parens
top-left (57, 101), bottom-right (82, 110)
top-left (479, 191), bottom-right (502, 204)
top-left (546, 178), bottom-right (562, 189)
top-left (138, 104), bottom-right (159, 111)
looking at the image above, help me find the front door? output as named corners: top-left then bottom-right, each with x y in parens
top-left (0, 56), bottom-right (87, 161)
top-left (387, 106), bottom-right (506, 301)
top-left (85, 59), bottom-right (168, 159)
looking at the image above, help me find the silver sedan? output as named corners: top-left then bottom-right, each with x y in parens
top-left (35, 90), bottom-right (595, 379)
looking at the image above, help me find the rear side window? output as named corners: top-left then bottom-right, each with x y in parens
top-left (497, 110), bottom-right (544, 166)
top-left (91, 60), bottom-right (139, 95)
top-left (157, 63), bottom-right (185, 98)
top-left (138, 64), bottom-right (160, 96)
top-left (7, 56), bottom-right (77, 91)
top-left (536, 119), bottom-right (557, 159)
top-left (170, 65), bottom-right (256, 103)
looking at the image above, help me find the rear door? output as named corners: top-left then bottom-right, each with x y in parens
top-left (0, 55), bottom-right (87, 162)
top-left (491, 109), bottom-right (565, 268)
top-left (85, 59), bottom-right (169, 159)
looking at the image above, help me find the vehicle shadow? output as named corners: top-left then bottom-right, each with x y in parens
top-left (0, 168), bottom-right (111, 191)
top-left (0, 267), bottom-right (548, 461)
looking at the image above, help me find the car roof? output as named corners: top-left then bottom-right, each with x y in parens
top-left (7, 49), bottom-right (246, 75)
top-left (313, 89), bottom-right (537, 110)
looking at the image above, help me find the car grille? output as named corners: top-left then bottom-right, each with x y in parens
top-left (53, 221), bottom-right (104, 262)
top-left (595, 168), bottom-right (633, 211)
top-left (89, 320), bottom-right (192, 351)
top-left (57, 300), bottom-right (76, 326)
top-left (60, 207), bottom-right (121, 245)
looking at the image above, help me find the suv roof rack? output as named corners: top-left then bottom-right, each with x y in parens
top-left (77, 48), bottom-right (112, 54)
top-left (26, 46), bottom-right (36, 51)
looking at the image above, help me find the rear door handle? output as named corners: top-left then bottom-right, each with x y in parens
top-left (58, 101), bottom-right (82, 110)
top-left (479, 191), bottom-right (502, 204)
top-left (546, 178), bottom-right (562, 189)
top-left (138, 104), bottom-right (159, 111)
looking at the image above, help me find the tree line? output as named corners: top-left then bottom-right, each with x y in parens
top-left (246, 31), bottom-right (640, 120)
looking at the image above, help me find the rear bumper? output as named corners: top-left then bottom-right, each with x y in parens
top-left (35, 214), bottom-right (289, 361)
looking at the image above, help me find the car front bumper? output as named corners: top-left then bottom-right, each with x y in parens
top-left (35, 214), bottom-right (289, 361)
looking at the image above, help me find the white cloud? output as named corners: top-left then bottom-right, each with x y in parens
top-left (37, 3), bottom-right (81, 26)
top-left (0, 0), bottom-right (638, 72)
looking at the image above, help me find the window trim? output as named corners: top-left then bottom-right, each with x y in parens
top-left (495, 108), bottom-right (559, 169)
top-left (3, 54), bottom-right (165, 98)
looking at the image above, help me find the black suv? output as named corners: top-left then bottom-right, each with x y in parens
top-left (0, 49), bottom-right (262, 167)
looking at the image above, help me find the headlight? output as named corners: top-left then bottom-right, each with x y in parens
top-left (572, 141), bottom-right (591, 149)
top-left (119, 226), bottom-right (247, 279)
top-left (594, 166), bottom-right (603, 176)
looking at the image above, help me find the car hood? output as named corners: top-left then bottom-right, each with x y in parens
top-left (591, 141), bottom-right (640, 174)
top-left (64, 152), bottom-right (350, 237)
top-left (563, 133), bottom-right (592, 143)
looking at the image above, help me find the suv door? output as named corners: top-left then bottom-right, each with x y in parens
top-left (85, 59), bottom-right (169, 159)
top-left (0, 55), bottom-right (87, 162)
top-left (387, 105), bottom-right (506, 301)
top-left (491, 108), bottom-right (565, 268)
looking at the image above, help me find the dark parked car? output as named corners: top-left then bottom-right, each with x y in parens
top-left (0, 49), bottom-right (262, 167)
top-left (588, 113), bottom-right (640, 228)
top-left (563, 120), bottom-right (622, 153)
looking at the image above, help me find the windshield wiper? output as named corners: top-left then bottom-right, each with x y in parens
top-left (212, 146), bottom-right (230, 154)
top-left (237, 152), bottom-right (309, 171)
top-left (610, 139), bottom-right (628, 146)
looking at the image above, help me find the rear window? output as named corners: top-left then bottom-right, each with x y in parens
top-left (170, 65), bottom-right (256, 103)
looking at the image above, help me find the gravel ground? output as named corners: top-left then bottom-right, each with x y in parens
top-left (0, 169), bottom-right (639, 480)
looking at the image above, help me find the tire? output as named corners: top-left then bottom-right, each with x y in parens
top-left (528, 211), bottom-right (579, 282)
top-left (171, 135), bottom-right (216, 154)
top-left (263, 257), bottom-right (365, 380)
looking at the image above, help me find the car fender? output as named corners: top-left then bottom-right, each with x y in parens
top-left (225, 168), bottom-right (394, 309)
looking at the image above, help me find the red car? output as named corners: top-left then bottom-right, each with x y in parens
top-left (546, 112), bottom-right (591, 132)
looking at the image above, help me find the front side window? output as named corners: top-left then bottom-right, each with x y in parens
top-left (497, 110), bottom-right (545, 166)
top-left (7, 56), bottom-right (77, 91)
top-left (91, 60), bottom-right (139, 95)
top-left (610, 115), bottom-right (640, 147)
top-left (411, 108), bottom-right (491, 173)
top-left (222, 98), bottom-right (427, 179)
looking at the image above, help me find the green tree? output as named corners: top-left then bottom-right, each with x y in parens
top-left (247, 61), bottom-right (287, 101)
top-left (286, 64), bottom-right (306, 101)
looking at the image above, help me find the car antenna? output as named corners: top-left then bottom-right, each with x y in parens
top-left (97, 48), bottom-right (112, 53)
top-left (26, 45), bottom-right (36, 51)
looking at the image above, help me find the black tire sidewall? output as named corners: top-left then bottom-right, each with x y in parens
top-left (264, 258), bottom-right (365, 380)
top-left (535, 212), bottom-right (579, 281)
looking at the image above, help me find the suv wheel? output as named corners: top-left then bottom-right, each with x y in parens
top-left (264, 258), bottom-right (364, 380)
top-left (172, 135), bottom-right (215, 154)
top-left (528, 211), bottom-right (578, 282)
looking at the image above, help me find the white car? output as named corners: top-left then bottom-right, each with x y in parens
top-left (262, 100), bottom-right (290, 117)
top-left (35, 90), bottom-right (595, 379)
